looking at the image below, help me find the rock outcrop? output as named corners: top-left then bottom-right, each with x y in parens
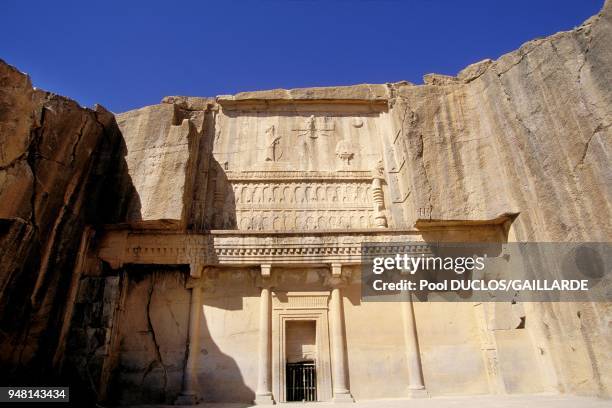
top-left (386, 1), bottom-right (611, 394)
top-left (114, 99), bottom-right (213, 226)
top-left (0, 60), bottom-right (134, 390)
top-left (391, 7), bottom-right (611, 242)
top-left (0, 0), bottom-right (610, 404)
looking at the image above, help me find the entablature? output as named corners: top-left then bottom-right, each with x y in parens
top-left (95, 215), bottom-right (512, 277)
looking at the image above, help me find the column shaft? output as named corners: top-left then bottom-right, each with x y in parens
top-left (330, 286), bottom-right (353, 402)
top-left (255, 285), bottom-right (274, 404)
top-left (401, 292), bottom-right (426, 392)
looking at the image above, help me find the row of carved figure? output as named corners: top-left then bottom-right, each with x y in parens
top-left (195, 207), bottom-right (380, 230)
top-left (233, 210), bottom-right (377, 230)
top-left (226, 182), bottom-right (374, 207)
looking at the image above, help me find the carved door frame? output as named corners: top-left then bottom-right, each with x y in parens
top-left (272, 291), bottom-right (332, 402)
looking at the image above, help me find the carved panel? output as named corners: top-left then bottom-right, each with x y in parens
top-left (231, 181), bottom-right (372, 207)
top-left (230, 180), bottom-right (374, 230)
top-left (206, 109), bottom-right (395, 230)
top-left (203, 169), bottom-right (388, 230)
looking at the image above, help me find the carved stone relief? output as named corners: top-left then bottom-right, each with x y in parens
top-left (292, 115), bottom-right (336, 171)
top-left (335, 139), bottom-right (355, 166)
top-left (264, 125), bottom-right (281, 162)
top-left (207, 110), bottom-right (392, 230)
top-left (224, 178), bottom-right (377, 230)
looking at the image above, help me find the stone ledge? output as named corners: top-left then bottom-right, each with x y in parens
top-left (414, 213), bottom-right (519, 229)
top-left (216, 83), bottom-right (392, 105)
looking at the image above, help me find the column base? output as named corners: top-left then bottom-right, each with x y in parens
top-left (332, 391), bottom-right (354, 403)
top-left (407, 387), bottom-right (429, 398)
top-left (254, 393), bottom-right (275, 405)
top-left (174, 392), bottom-right (200, 405)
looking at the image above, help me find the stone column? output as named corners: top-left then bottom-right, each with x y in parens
top-left (176, 279), bottom-right (203, 405)
top-left (255, 264), bottom-right (275, 405)
top-left (401, 291), bottom-right (428, 397)
top-left (329, 264), bottom-right (354, 402)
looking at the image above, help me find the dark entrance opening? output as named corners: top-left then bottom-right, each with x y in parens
top-left (286, 361), bottom-right (317, 402)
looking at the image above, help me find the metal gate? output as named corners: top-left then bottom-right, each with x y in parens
top-left (286, 361), bottom-right (317, 402)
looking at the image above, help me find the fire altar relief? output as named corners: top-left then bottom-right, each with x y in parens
top-left (205, 113), bottom-right (391, 230)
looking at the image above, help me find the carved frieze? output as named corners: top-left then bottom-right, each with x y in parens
top-left (231, 181), bottom-right (371, 207)
top-left (98, 230), bottom-right (432, 268)
top-left (202, 167), bottom-right (393, 230)
top-left (229, 180), bottom-right (376, 230)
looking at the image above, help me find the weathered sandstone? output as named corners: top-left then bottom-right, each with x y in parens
top-left (0, 59), bottom-right (134, 401)
top-left (0, 1), bottom-right (610, 406)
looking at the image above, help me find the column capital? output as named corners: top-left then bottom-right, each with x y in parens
top-left (256, 265), bottom-right (276, 289)
top-left (189, 261), bottom-right (204, 278)
top-left (327, 276), bottom-right (349, 288)
top-left (186, 276), bottom-right (203, 289)
top-left (326, 263), bottom-right (350, 288)
top-left (260, 264), bottom-right (272, 277)
top-left (186, 267), bottom-right (217, 291)
top-left (330, 263), bottom-right (342, 277)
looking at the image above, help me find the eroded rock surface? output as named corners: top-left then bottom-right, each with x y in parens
top-left (0, 59), bottom-right (133, 392)
top-left (0, 0), bottom-right (610, 405)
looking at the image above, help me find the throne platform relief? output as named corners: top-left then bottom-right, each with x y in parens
top-left (208, 111), bottom-right (390, 231)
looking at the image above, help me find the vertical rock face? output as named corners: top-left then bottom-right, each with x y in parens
top-left (383, 3), bottom-right (611, 396)
top-left (0, 61), bottom-right (35, 219)
top-left (111, 1), bottom-right (610, 399)
top-left (114, 98), bottom-right (213, 227)
top-left (112, 1), bottom-right (611, 241)
top-left (108, 267), bottom-right (189, 404)
top-left (390, 3), bottom-right (611, 242)
top-left (0, 59), bottom-right (133, 386)
top-left (0, 0), bottom-right (610, 405)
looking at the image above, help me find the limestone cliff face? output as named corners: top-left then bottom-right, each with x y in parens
top-left (115, 2), bottom-right (611, 240)
top-left (114, 102), bottom-right (211, 226)
top-left (117, 99), bottom-right (213, 228)
top-left (110, 1), bottom-right (610, 398)
top-left (385, 3), bottom-right (611, 396)
top-left (391, 5), bottom-right (611, 242)
top-left (0, 60), bottom-right (132, 384)
top-left (0, 0), bottom-right (610, 403)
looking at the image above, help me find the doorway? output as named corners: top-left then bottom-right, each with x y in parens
top-left (272, 292), bottom-right (333, 401)
top-left (285, 320), bottom-right (317, 402)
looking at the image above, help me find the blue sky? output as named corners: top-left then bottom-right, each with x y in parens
top-left (1, 0), bottom-right (603, 113)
